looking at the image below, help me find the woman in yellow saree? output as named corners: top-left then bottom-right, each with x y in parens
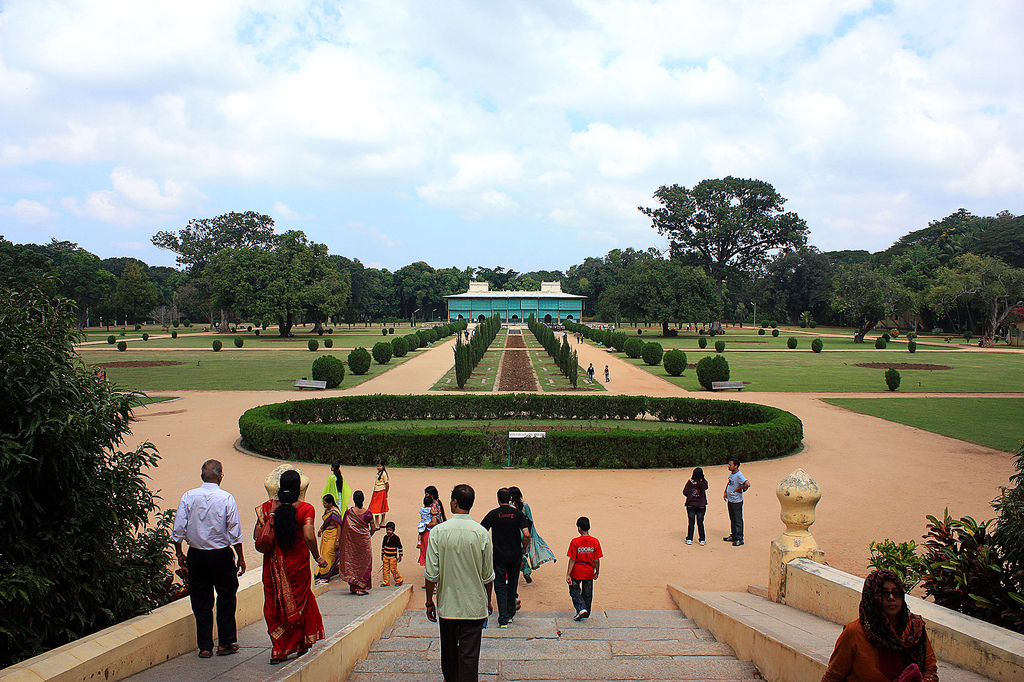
top-left (314, 494), bottom-right (344, 584)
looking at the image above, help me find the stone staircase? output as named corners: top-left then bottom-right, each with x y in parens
top-left (349, 609), bottom-right (762, 681)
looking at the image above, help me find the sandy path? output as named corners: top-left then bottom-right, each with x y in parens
top-left (132, 331), bottom-right (1019, 612)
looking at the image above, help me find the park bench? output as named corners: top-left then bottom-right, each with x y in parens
top-left (294, 379), bottom-right (327, 390)
top-left (711, 381), bottom-right (744, 391)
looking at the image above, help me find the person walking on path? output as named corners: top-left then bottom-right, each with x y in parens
top-left (368, 460), bottom-right (389, 528)
top-left (604, 365), bottom-right (610, 383)
top-left (419, 485), bottom-right (446, 566)
top-left (380, 521), bottom-right (404, 587)
top-left (682, 468), bottom-right (709, 545)
top-left (508, 486), bottom-right (556, 585)
top-left (172, 459), bottom-right (246, 659)
top-left (587, 363), bottom-right (595, 382)
top-left (723, 458), bottom-right (751, 546)
top-left (425, 484), bottom-right (495, 682)
top-left (322, 461), bottom-right (353, 516)
top-left (481, 488), bottom-right (531, 627)
top-left (339, 490), bottom-right (377, 595)
top-left (314, 494), bottom-right (343, 584)
top-left (566, 516), bottom-right (602, 621)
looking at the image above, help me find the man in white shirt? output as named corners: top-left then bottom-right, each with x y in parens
top-left (172, 459), bottom-right (246, 658)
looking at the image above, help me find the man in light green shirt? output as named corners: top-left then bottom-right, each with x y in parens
top-left (425, 484), bottom-right (494, 682)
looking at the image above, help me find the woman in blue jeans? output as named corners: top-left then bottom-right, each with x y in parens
top-left (682, 468), bottom-right (708, 545)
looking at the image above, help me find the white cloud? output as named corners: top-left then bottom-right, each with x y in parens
top-left (0, 199), bottom-right (56, 224)
top-left (271, 201), bottom-right (314, 221)
top-left (60, 167), bottom-right (203, 225)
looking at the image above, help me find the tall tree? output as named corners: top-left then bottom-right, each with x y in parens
top-left (830, 263), bottom-right (912, 342)
top-left (152, 211), bottom-right (278, 275)
top-left (114, 262), bottom-right (159, 325)
top-left (598, 259), bottom-right (719, 333)
top-left (928, 254), bottom-right (1024, 347)
top-left (639, 177), bottom-right (808, 298)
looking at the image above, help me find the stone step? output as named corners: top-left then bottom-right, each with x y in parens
top-left (348, 609), bottom-right (761, 682)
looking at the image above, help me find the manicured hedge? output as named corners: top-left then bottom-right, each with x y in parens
top-left (238, 393), bottom-right (803, 468)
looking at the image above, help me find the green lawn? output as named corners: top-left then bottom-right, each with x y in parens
top-left (524, 330), bottom-right (603, 391)
top-left (82, 348), bottom-right (419, 391)
top-left (431, 331), bottom-right (505, 391)
top-left (822, 397), bottom-right (1024, 452)
top-left (79, 329), bottom-right (408, 350)
top-left (617, 348), bottom-right (1024, 393)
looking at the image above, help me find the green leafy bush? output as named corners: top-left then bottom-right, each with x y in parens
top-left (388, 327), bottom-right (395, 334)
top-left (117, 341), bottom-right (127, 352)
top-left (809, 321), bottom-right (817, 328)
top-left (771, 329), bottom-right (780, 337)
top-left (348, 347), bottom-right (372, 375)
top-left (714, 340), bottom-right (725, 353)
top-left (787, 337), bottom-right (797, 349)
top-left (171, 330), bottom-right (177, 339)
top-left (641, 342), bottom-right (664, 366)
top-left (885, 367), bottom-right (900, 391)
top-left (882, 332), bottom-right (891, 342)
top-left (142, 333), bottom-right (149, 341)
top-left (308, 339), bottom-right (319, 352)
top-left (391, 336), bottom-right (409, 357)
top-left (696, 355), bottom-right (730, 390)
top-left (107, 335), bottom-right (116, 344)
top-left (172, 320), bottom-right (179, 328)
top-left (663, 350), bottom-right (687, 376)
top-left (234, 337), bottom-right (243, 348)
top-left (868, 539), bottom-right (921, 592)
top-left (247, 326), bottom-right (252, 331)
top-left (761, 321), bottom-right (768, 328)
top-left (372, 341), bottom-right (393, 365)
top-left (255, 329), bottom-right (261, 337)
top-left (770, 320), bottom-right (777, 328)
top-left (323, 338), bottom-right (332, 348)
top-left (405, 333), bottom-right (421, 351)
top-left (134, 323), bottom-right (141, 331)
top-left (623, 337), bottom-right (644, 359)
top-left (212, 339), bottom-right (222, 352)
top-left (698, 337), bottom-right (708, 349)
top-left (758, 328), bottom-right (765, 336)
top-left (311, 355), bottom-right (345, 388)
top-left (875, 337), bottom-right (887, 349)
top-left (811, 338), bottom-right (823, 353)
top-left (908, 340), bottom-right (917, 353)
top-left (120, 331), bottom-right (126, 336)
top-left (381, 328), bottom-right (388, 336)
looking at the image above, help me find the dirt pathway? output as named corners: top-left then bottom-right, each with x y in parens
top-left (131, 328), bottom-right (1018, 613)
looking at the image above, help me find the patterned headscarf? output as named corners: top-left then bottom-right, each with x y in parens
top-left (859, 570), bottom-right (927, 669)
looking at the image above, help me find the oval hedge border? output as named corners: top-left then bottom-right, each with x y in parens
top-left (238, 394), bottom-right (803, 469)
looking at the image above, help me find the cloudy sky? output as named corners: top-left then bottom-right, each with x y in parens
top-left (1, 0), bottom-right (1021, 272)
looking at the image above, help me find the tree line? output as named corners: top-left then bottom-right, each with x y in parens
top-left (3, 178), bottom-right (1022, 345)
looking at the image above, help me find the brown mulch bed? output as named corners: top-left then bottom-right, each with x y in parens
top-left (497, 334), bottom-right (538, 391)
top-left (91, 361), bottom-right (185, 368)
top-left (854, 363), bottom-right (952, 371)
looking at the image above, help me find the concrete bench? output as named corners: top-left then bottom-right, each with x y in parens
top-left (294, 379), bottom-right (327, 390)
top-left (712, 381), bottom-right (744, 391)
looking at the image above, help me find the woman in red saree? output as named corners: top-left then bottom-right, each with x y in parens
top-left (255, 470), bottom-right (329, 664)
top-left (338, 490), bottom-right (377, 594)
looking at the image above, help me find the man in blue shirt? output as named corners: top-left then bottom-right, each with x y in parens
top-left (723, 458), bottom-right (751, 546)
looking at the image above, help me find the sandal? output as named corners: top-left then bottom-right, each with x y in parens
top-left (217, 643), bottom-right (239, 656)
top-left (270, 657), bottom-right (287, 665)
top-left (355, 589), bottom-right (369, 596)
top-left (198, 650), bottom-right (213, 659)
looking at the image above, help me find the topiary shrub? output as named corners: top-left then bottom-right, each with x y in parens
top-left (696, 355), bottom-right (730, 390)
top-left (800, 320), bottom-right (807, 328)
top-left (107, 335), bottom-right (116, 344)
top-left (770, 320), bottom-right (777, 329)
top-left (771, 329), bottom-right (780, 337)
top-left (698, 337), bottom-right (708, 349)
top-left (327, 328), bottom-right (334, 334)
top-left (388, 327), bottom-right (395, 335)
top-left (173, 320), bottom-right (180, 328)
top-left (142, 333), bottom-right (149, 341)
top-left (809, 321), bottom-right (817, 328)
top-left (908, 340), bottom-right (917, 353)
top-left (324, 338), bottom-right (333, 348)
top-left (212, 339), bottom-right (222, 351)
top-left (116, 341), bottom-right (127, 352)
top-left (758, 328), bottom-right (765, 335)
top-left (255, 329), bottom-right (261, 337)
top-left (882, 332), bottom-right (891, 342)
top-left (811, 338), bottom-right (823, 353)
top-left (761, 321), bottom-right (768, 328)
top-left (787, 337), bottom-right (797, 349)
top-left (183, 319), bottom-right (191, 327)
top-left (348, 347), bottom-right (371, 375)
top-left (306, 339), bottom-right (318, 352)
top-left (311, 355), bottom-right (346, 388)
top-left (391, 336), bottom-right (409, 357)
top-left (134, 323), bottom-right (141, 331)
top-left (708, 328), bottom-right (717, 337)
top-left (247, 326), bottom-right (252, 331)
top-left (641, 341), bottom-right (664, 366)
top-left (698, 328), bottom-right (705, 335)
top-left (372, 341), bottom-right (393, 365)
top-left (624, 337), bottom-right (644, 359)
top-left (885, 367), bottom-right (901, 391)
top-left (233, 337), bottom-right (243, 348)
top-left (405, 333), bottom-right (421, 351)
top-left (663, 350), bottom-right (687, 376)
top-left (171, 330), bottom-right (178, 338)
top-left (381, 328), bottom-right (388, 336)
top-left (715, 340), bottom-right (725, 353)
top-left (875, 337), bottom-right (887, 349)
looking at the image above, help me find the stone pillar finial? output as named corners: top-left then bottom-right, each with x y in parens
top-left (768, 468), bottom-right (825, 603)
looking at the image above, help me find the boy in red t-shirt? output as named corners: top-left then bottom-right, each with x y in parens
top-left (565, 516), bottom-right (602, 621)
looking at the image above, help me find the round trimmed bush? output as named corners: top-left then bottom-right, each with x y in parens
top-left (183, 319), bottom-right (191, 327)
top-left (427, 329), bottom-right (439, 343)
top-left (708, 328), bottom-right (717, 337)
top-left (317, 328), bottom-right (324, 336)
top-left (119, 331), bottom-right (126, 336)
top-left (325, 338), bottom-right (334, 348)
top-left (624, 337), bottom-right (644, 359)
top-left (134, 323), bottom-right (141, 331)
top-left (874, 337), bottom-right (887, 349)
top-left (327, 328), bottom-right (334, 334)
top-left (391, 336), bottom-right (409, 357)
top-left (761, 321), bottom-right (768, 328)
top-left (212, 340), bottom-right (222, 352)
top-left (107, 335), bottom-right (116, 344)
top-left (116, 341), bottom-right (127, 352)
top-left (171, 330), bottom-right (178, 338)
top-left (389, 327), bottom-right (395, 335)
top-left (255, 329), bottom-right (261, 337)
top-left (882, 332), bottom-right (891, 342)
top-left (663, 350), bottom-right (687, 376)
top-left (173, 320), bottom-right (179, 328)
top-left (771, 329), bottom-right (780, 337)
top-left (405, 333), bottom-right (421, 351)
top-left (247, 326), bottom-right (252, 331)
top-left (758, 328), bottom-right (765, 335)
top-left (715, 340), bottom-right (725, 353)
top-left (770, 320), bottom-right (778, 329)
top-left (885, 368), bottom-right (901, 391)
top-left (312, 355), bottom-right (346, 388)
top-left (234, 337), bottom-right (243, 348)
top-left (348, 347), bottom-right (372, 375)
top-left (308, 339), bottom-right (319, 352)
top-left (142, 333), bottom-right (149, 341)
top-left (787, 337), bottom-right (798, 349)
top-left (382, 328), bottom-right (388, 336)
top-left (811, 338), bottom-right (823, 353)
top-left (809, 321), bottom-right (817, 328)
top-left (641, 341), bottom-right (664, 366)
top-left (696, 355), bottom-right (730, 390)
top-left (908, 340), bottom-right (917, 353)
top-left (698, 337), bottom-right (708, 349)
top-left (372, 341), bottom-right (393, 365)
